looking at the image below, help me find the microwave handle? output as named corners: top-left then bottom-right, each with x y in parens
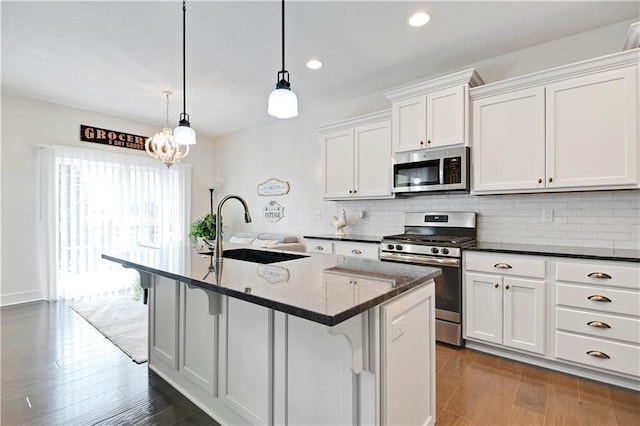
top-left (439, 156), bottom-right (444, 185)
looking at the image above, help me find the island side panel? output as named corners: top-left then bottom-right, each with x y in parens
top-left (380, 282), bottom-right (436, 426)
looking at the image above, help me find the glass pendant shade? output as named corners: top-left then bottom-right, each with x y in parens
top-left (174, 115), bottom-right (196, 145)
top-left (268, 87), bottom-right (298, 119)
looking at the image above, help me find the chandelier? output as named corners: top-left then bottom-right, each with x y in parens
top-left (145, 91), bottom-right (189, 168)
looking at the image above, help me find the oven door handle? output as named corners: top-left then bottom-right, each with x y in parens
top-left (380, 252), bottom-right (460, 267)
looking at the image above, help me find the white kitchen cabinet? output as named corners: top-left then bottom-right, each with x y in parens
top-left (554, 259), bottom-right (640, 379)
top-left (471, 49), bottom-right (639, 194)
top-left (386, 69), bottom-right (483, 153)
top-left (471, 87), bottom-right (545, 192)
top-left (464, 253), bottom-right (546, 355)
top-left (320, 110), bottom-right (393, 200)
top-left (306, 238), bottom-right (379, 260)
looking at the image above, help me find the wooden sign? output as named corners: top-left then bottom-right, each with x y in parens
top-left (257, 178), bottom-right (290, 196)
top-left (81, 125), bottom-right (148, 151)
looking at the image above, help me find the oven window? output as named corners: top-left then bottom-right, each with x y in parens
top-left (434, 265), bottom-right (461, 315)
top-left (394, 159), bottom-right (440, 187)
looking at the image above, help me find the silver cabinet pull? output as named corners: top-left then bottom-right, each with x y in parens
top-left (588, 272), bottom-right (612, 279)
top-left (494, 263), bottom-right (512, 269)
top-left (587, 321), bottom-right (611, 329)
top-left (586, 350), bottom-right (610, 359)
top-left (588, 295), bottom-right (612, 303)
top-left (314, 246), bottom-right (324, 251)
top-left (351, 249), bottom-right (362, 255)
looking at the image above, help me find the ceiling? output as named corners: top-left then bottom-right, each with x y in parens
top-left (2, 1), bottom-right (638, 139)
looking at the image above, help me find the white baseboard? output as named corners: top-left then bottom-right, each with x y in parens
top-left (0, 290), bottom-right (46, 307)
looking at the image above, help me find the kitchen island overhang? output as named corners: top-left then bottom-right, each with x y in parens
top-left (102, 243), bottom-right (441, 327)
top-left (102, 244), bottom-right (440, 426)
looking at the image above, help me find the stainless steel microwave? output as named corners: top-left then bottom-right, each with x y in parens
top-left (392, 147), bottom-right (470, 194)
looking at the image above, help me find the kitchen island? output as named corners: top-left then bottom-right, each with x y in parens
top-left (103, 243), bottom-right (440, 425)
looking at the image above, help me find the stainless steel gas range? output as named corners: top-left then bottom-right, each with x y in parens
top-left (380, 212), bottom-right (477, 346)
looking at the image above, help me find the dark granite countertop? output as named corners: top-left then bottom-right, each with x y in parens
top-left (466, 242), bottom-right (640, 263)
top-left (102, 243), bottom-right (439, 326)
top-left (303, 234), bottom-right (383, 244)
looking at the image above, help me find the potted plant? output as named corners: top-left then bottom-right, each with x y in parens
top-left (189, 213), bottom-right (219, 248)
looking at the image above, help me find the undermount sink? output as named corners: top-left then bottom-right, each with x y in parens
top-left (203, 248), bottom-right (308, 264)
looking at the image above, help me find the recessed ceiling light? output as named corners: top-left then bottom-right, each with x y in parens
top-left (409, 12), bottom-right (431, 27)
top-left (306, 59), bottom-right (323, 70)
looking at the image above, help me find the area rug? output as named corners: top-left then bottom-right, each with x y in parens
top-left (70, 296), bottom-right (148, 364)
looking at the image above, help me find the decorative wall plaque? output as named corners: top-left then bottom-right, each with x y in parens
top-left (257, 265), bottom-right (290, 284)
top-left (263, 200), bottom-right (285, 222)
top-left (257, 178), bottom-right (290, 196)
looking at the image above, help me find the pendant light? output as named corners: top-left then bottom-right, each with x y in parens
top-left (267, 0), bottom-right (298, 119)
top-left (174, 0), bottom-right (197, 145)
top-left (146, 91), bottom-right (189, 168)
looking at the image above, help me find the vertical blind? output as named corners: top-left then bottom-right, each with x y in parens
top-left (39, 145), bottom-right (191, 300)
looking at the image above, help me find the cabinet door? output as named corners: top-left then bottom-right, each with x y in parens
top-left (324, 128), bottom-right (355, 198)
top-left (392, 96), bottom-right (427, 153)
top-left (464, 272), bottom-right (503, 344)
top-left (472, 87), bottom-right (545, 193)
top-left (354, 120), bottom-right (392, 198)
top-left (546, 67), bottom-right (639, 189)
top-left (503, 277), bottom-right (545, 355)
top-left (426, 85), bottom-right (465, 148)
top-left (218, 296), bottom-right (271, 425)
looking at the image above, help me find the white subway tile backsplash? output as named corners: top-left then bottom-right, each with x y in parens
top-left (338, 189), bottom-right (639, 249)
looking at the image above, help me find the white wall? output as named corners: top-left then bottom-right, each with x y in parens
top-left (0, 93), bottom-right (217, 305)
top-left (215, 20), bottom-right (640, 250)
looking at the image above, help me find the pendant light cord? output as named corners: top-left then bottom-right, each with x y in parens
top-left (182, 0), bottom-right (187, 115)
top-left (164, 92), bottom-right (170, 127)
top-left (281, 0), bottom-right (285, 72)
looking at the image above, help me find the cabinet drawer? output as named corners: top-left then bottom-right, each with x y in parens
top-left (334, 242), bottom-right (379, 260)
top-left (307, 240), bottom-right (334, 255)
top-left (556, 307), bottom-right (640, 344)
top-left (556, 331), bottom-right (640, 377)
top-left (465, 253), bottom-right (545, 278)
top-left (556, 261), bottom-right (640, 290)
top-left (556, 283), bottom-right (640, 316)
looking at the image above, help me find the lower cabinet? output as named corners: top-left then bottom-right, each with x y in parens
top-left (554, 259), bottom-right (640, 379)
top-left (147, 271), bottom-right (436, 424)
top-left (464, 253), bottom-right (546, 355)
top-left (306, 238), bottom-right (380, 260)
top-left (463, 251), bottom-right (640, 390)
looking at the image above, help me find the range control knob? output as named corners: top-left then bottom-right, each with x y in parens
top-left (395, 245), bottom-right (403, 251)
top-left (431, 247), bottom-right (439, 254)
top-left (442, 248), bottom-right (450, 255)
top-left (387, 244), bottom-right (395, 250)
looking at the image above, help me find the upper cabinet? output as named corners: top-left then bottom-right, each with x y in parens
top-left (385, 69), bottom-right (484, 153)
top-left (471, 49), bottom-right (639, 194)
top-left (319, 110), bottom-right (394, 200)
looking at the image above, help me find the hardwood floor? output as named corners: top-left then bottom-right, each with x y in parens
top-left (1, 301), bottom-right (219, 425)
top-left (2, 301), bottom-right (638, 425)
top-left (435, 343), bottom-right (640, 425)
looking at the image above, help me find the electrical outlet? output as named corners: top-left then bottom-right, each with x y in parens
top-left (315, 211), bottom-right (323, 220)
top-left (543, 209), bottom-right (554, 222)
top-left (392, 317), bottom-right (405, 341)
